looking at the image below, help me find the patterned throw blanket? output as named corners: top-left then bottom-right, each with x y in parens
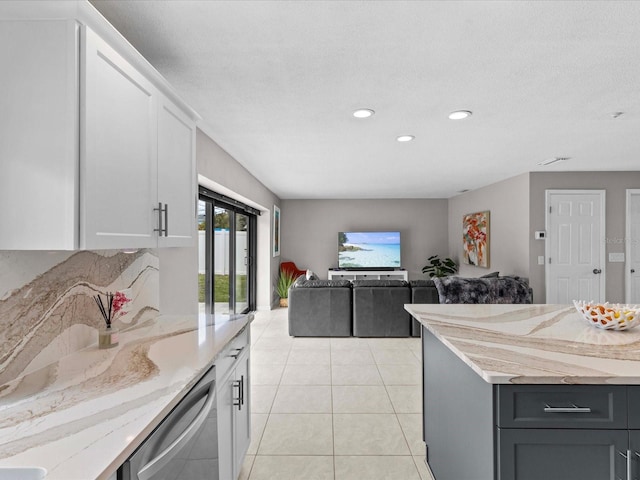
top-left (433, 276), bottom-right (532, 304)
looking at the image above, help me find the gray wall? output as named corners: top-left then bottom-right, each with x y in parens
top-left (280, 199), bottom-right (449, 280)
top-left (448, 173), bottom-right (531, 280)
top-left (529, 171), bottom-right (640, 304)
top-left (159, 129), bottom-right (282, 313)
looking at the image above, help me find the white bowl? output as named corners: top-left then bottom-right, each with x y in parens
top-left (573, 300), bottom-right (640, 331)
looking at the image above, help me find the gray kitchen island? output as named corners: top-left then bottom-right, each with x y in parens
top-left (405, 304), bottom-right (640, 480)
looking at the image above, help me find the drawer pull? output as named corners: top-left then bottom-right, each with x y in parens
top-left (228, 347), bottom-right (244, 359)
top-left (543, 403), bottom-right (592, 413)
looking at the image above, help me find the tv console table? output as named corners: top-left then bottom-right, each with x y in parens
top-left (328, 269), bottom-right (408, 281)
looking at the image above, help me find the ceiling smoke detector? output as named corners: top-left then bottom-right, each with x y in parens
top-left (537, 157), bottom-right (571, 166)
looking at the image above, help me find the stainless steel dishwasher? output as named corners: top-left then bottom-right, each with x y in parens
top-left (119, 365), bottom-right (219, 480)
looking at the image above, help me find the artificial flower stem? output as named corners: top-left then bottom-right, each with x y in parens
top-left (94, 296), bottom-right (106, 322)
top-left (107, 292), bottom-right (113, 326)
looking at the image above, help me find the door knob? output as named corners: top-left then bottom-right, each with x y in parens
top-left (593, 268), bottom-right (602, 274)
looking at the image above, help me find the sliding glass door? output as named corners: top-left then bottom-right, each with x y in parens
top-left (198, 189), bottom-right (257, 315)
top-left (235, 212), bottom-right (249, 313)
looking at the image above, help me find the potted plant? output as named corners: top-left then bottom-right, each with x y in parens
top-left (422, 255), bottom-right (458, 278)
top-left (276, 269), bottom-right (297, 307)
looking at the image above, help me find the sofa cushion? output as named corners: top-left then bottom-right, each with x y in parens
top-left (292, 279), bottom-right (351, 288)
top-left (409, 279), bottom-right (436, 287)
top-left (433, 276), bottom-right (532, 304)
top-left (352, 279), bottom-right (409, 288)
top-left (292, 274), bottom-right (307, 288)
top-left (481, 271), bottom-right (500, 278)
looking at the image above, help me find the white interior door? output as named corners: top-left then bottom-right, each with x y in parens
top-left (626, 189), bottom-right (640, 304)
top-left (545, 190), bottom-right (606, 304)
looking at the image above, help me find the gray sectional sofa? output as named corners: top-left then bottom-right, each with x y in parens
top-left (288, 279), bottom-right (352, 337)
top-left (352, 280), bottom-right (411, 337)
top-left (287, 275), bottom-right (532, 338)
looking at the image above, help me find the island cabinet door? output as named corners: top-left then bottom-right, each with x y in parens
top-left (630, 431), bottom-right (640, 480)
top-left (497, 428), bottom-right (628, 480)
top-left (628, 387), bottom-right (640, 429)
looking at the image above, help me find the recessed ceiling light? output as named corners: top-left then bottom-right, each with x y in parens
top-left (353, 109), bottom-right (375, 118)
top-left (448, 110), bottom-right (472, 120)
top-left (537, 157), bottom-right (571, 166)
top-left (396, 135), bottom-right (415, 142)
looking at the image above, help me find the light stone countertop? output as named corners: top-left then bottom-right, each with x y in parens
top-left (405, 303), bottom-right (640, 385)
top-left (0, 313), bottom-right (252, 479)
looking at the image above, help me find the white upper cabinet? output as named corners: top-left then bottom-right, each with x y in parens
top-left (81, 26), bottom-right (158, 249)
top-left (0, 3), bottom-right (198, 250)
top-left (0, 20), bottom-right (80, 250)
top-left (157, 96), bottom-right (196, 247)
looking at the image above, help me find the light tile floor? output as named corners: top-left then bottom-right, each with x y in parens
top-left (239, 308), bottom-right (434, 480)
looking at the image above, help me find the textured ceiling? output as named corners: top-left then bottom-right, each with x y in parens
top-left (90, 0), bottom-right (640, 199)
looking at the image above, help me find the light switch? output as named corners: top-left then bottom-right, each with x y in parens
top-left (608, 252), bottom-right (625, 263)
top-left (538, 256), bottom-right (545, 265)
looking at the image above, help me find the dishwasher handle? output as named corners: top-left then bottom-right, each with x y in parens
top-left (137, 378), bottom-right (216, 480)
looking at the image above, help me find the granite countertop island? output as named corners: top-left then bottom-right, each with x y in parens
top-left (405, 303), bottom-right (640, 384)
top-left (0, 313), bottom-right (252, 479)
top-left (405, 303), bottom-right (640, 480)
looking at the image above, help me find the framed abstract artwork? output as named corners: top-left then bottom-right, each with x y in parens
top-left (273, 205), bottom-right (281, 257)
top-left (462, 210), bottom-right (490, 268)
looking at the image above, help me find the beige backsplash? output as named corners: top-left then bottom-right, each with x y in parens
top-left (0, 250), bottom-right (159, 385)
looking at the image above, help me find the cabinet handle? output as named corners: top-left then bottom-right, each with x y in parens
top-left (233, 379), bottom-right (241, 409)
top-left (543, 403), bottom-right (592, 413)
top-left (153, 202), bottom-right (164, 235)
top-left (619, 450), bottom-right (633, 480)
top-left (228, 347), bottom-right (244, 359)
top-left (163, 203), bottom-right (169, 237)
top-left (240, 374), bottom-right (245, 408)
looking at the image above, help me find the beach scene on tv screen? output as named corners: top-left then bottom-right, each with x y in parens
top-left (338, 231), bottom-right (401, 268)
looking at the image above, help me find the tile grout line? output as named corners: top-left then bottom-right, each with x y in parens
top-left (371, 341), bottom-right (424, 478)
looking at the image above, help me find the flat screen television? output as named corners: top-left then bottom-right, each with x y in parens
top-left (338, 231), bottom-right (401, 270)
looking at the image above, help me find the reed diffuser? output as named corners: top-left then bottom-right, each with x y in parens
top-left (94, 291), bottom-right (130, 349)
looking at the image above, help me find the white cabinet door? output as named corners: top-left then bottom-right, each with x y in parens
top-left (157, 96), bottom-right (196, 247)
top-left (80, 26), bottom-right (158, 249)
top-left (216, 369), bottom-right (235, 480)
top-left (233, 350), bottom-right (251, 478)
top-left (0, 20), bottom-right (79, 250)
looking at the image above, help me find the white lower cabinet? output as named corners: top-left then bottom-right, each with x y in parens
top-left (216, 328), bottom-right (251, 480)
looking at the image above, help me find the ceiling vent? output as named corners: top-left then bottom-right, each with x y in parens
top-left (537, 157), bottom-right (571, 166)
